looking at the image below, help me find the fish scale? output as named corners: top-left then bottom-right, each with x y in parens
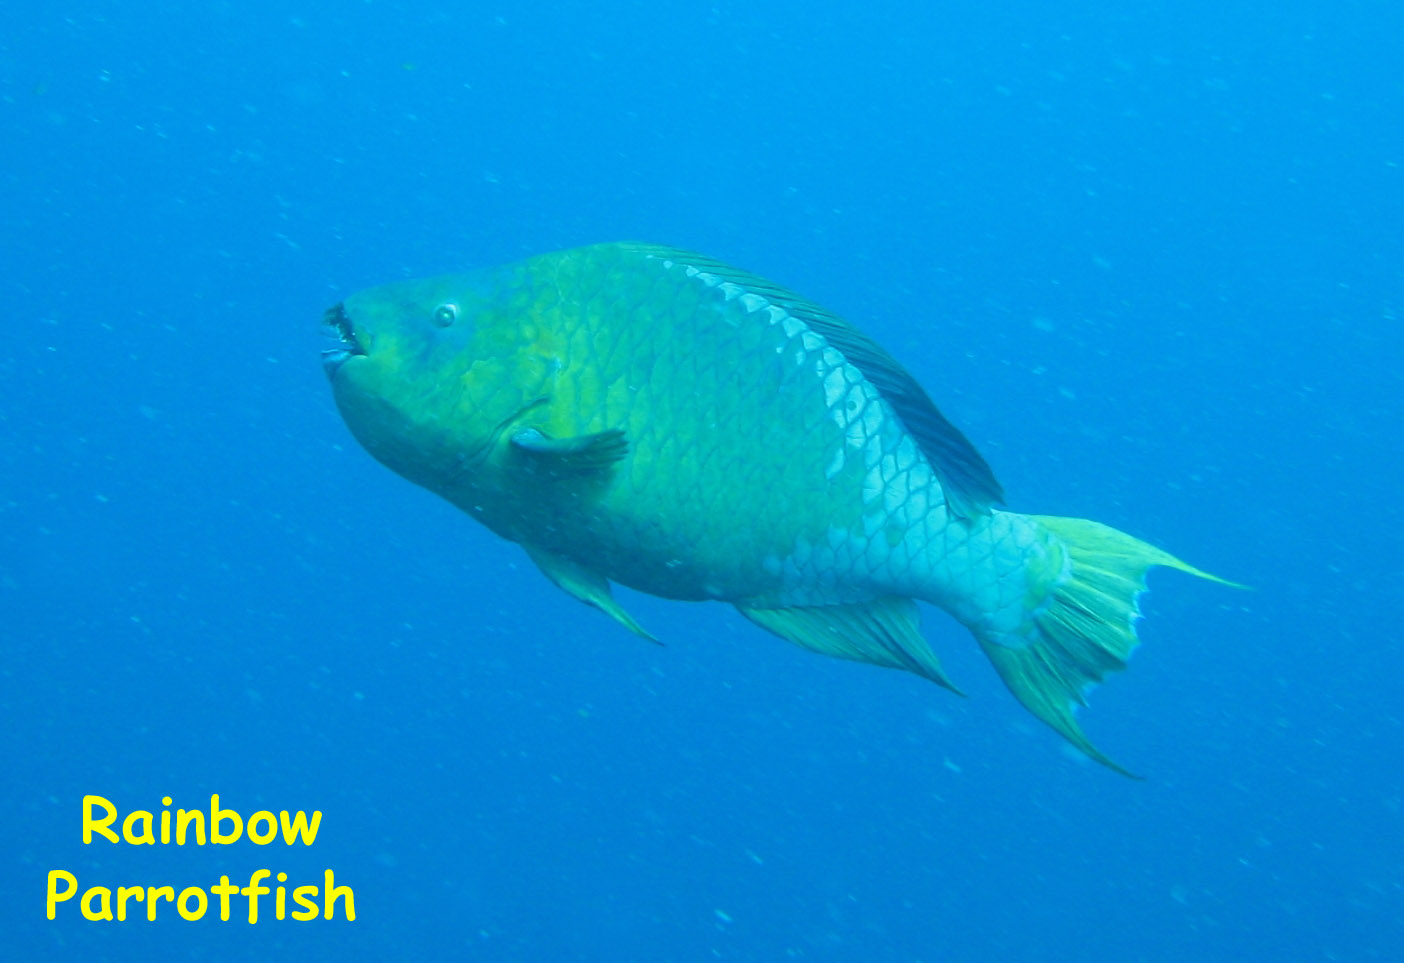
top-left (327, 241), bottom-right (1230, 774)
top-left (563, 251), bottom-right (1071, 659)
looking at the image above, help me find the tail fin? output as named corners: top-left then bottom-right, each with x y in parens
top-left (978, 515), bottom-right (1237, 777)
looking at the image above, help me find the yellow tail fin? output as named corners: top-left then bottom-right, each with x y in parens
top-left (979, 515), bottom-right (1237, 777)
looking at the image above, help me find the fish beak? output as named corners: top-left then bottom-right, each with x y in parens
top-left (322, 303), bottom-right (365, 375)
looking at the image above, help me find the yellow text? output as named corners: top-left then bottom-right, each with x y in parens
top-left (47, 869), bottom-right (354, 922)
top-left (82, 795), bottom-right (321, 846)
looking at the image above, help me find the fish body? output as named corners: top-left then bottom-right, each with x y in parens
top-left (325, 242), bottom-right (1224, 773)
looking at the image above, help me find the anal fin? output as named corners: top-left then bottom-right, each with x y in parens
top-left (737, 597), bottom-right (960, 694)
top-left (525, 545), bottom-right (657, 643)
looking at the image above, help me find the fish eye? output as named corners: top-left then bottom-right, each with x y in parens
top-left (432, 303), bottom-right (458, 327)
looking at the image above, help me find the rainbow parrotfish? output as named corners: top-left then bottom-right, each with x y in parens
top-left (323, 242), bottom-right (1228, 775)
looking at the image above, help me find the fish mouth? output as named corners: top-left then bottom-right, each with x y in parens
top-left (321, 303), bottom-right (365, 374)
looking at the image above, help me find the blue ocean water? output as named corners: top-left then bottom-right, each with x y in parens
top-left (3, 1), bottom-right (1401, 959)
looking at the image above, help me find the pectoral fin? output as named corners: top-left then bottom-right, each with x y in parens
top-left (511, 427), bottom-right (628, 475)
top-left (737, 597), bottom-right (960, 694)
top-left (525, 545), bottom-right (657, 643)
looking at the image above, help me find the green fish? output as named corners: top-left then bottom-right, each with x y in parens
top-left (324, 242), bottom-right (1227, 775)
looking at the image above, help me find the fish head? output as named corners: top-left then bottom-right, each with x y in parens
top-left (323, 271), bottom-right (558, 493)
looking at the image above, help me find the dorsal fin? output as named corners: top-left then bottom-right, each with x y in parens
top-left (629, 243), bottom-right (1004, 518)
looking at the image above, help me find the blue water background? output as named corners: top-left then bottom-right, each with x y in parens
top-left (3, 1), bottom-right (1401, 960)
